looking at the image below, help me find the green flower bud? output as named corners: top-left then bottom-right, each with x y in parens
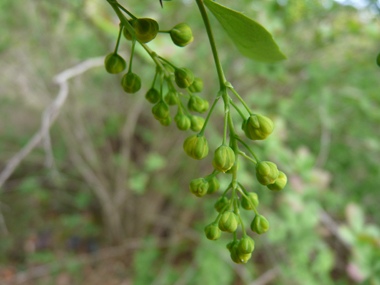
top-left (164, 91), bottom-right (178, 106)
top-left (190, 116), bottom-right (205, 132)
top-left (238, 236), bottom-right (255, 254)
top-left (214, 196), bottom-right (229, 213)
top-left (267, 171), bottom-right (287, 191)
top-left (212, 145), bottom-right (235, 173)
top-left (189, 178), bottom-right (209, 197)
top-left (170, 23), bottom-right (194, 47)
top-left (159, 115), bottom-right (172, 126)
top-left (204, 223), bottom-right (221, 241)
top-left (188, 77), bottom-right (203, 93)
top-left (226, 240), bottom-right (239, 252)
top-left (123, 20), bottom-right (135, 40)
top-left (121, 72), bottom-right (141, 93)
top-left (200, 99), bottom-right (209, 113)
top-left (174, 68), bottom-right (194, 89)
top-left (152, 101), bottom-right (170, 120)
top-left (206, 177), bottom-right (220, 194)
top-left (230, 242), bottom-right (251, 264)
top-left (241, 192), bottom-right (259, 210)
top-left (175, 114), bottom-right (191, 131)
top-left (183, 134), bottom-right (208, 160)
top-left (104, 53), bottom-right (126, 74)
top-left (218, 211), bottom-right (238, 233)
top-left (225, 160), bottom-right (240, 174)
top-left (377, 52), bottom-right (380, 67)
top-left (188, 96), bottom-right (205, 113)
top-left (242, 114), bottom-right (274, 140)
top-left (251, 214), bottom-right (269, 235)
top-left (134, 18), bottom-right (159, 43)
top-left (145, 88), bottom-right (160, 104)
top-left (256, 161), bottom-right (279, 186)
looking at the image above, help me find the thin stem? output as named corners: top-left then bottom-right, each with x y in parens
top-left (113, 24), bottom-right (123, 54)
top-left (238, 151), bottom-right (257, 165)
top-left (205, 170), bottom-right (220, 181)
top-left (128, 39), bottom-right (136, 73)
top-left (228, 87), bottom-right (252, 115)
top-left (107, 1), bottom-right (135, 38)
top-left (179, 100), bottom-right (192, 117)
top-left (223, 109), bottom-right (228, 145)
top-left (238, 182), bottom-right (249, 196)
top-left (158, 30), bottom-right (171, 33)
top-left (117, 3), bottom-right (138, 19)
top-left (199, 96), bottom-right (221, 135)
top-left (159, 73), bottom-right (164, 100)
top-left (221, 184), bottom-right (232, 198)
top-left (237, 188), bottom-right (258, 215)
top-left (151, 69), bottom-right (158, 88)
top-left (158, 56), bottom-right (177, 69)
top-left (235, 135), bottom-right (260, 163)
top-left (229, 98), bottom-right (246, 120)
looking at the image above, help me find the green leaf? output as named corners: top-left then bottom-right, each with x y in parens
top-left (204, 0), bottom-right (286, 62)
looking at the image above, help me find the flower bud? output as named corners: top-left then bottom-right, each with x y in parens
top-left (238, 236), bottom-right (255, 254)
top-left (123, 20), bottom-right (135, 40)
top-left (230, 242), bottom-right (251, 264)
top-left (183, 134), bottom-right (208, 160)
top-left (145, 88), bottom-right (160, 104)
top-left (152, 101), bottom-right (170, 120)
top-left (190, 116), bottom-right (205, 132)
top-left (225, 160), bottom-right (240, 174)
top-left (226, 240), bottom-right (239, 252)
top-left (134, 18), bottom-right (159, 43)
top-left (212, 145), bottom-right (235, 173)
top-left (121, 72), bottom-right (141, 93)
top-left (174, 68), bottom-right (194, 88)
top-left (256, 161), bottom-right (279, 186)
top-left (204, 223), bottom-right (221, 241)
top-left (188, 96), bottom-right (205, 113)
top-left (159, 115), bottom-right (172, 126)
top-left (214, 196), bottom-right (229, 213)
top-left (170, 23), bottom-right (194, 47)
top-left (104, 53), bottom-right (126, 74)
top-left (189, 178), bottom-right (209, 197)
top-left (250, 214), bottom-right (269, 235)
top-left (200, 99), bottom-right (209, 113)
top-left (267, 171), bottom-right (287, 191)
top-left (164, 91), bottom-right (178, 106)
top-left (242, 114), bottom-right (274, 140)
top-left (175, 114), bottom-right (191, 131)
top-left (206, 177), bottom-right (220, 194)
top-left (218, 211), bottom-right (238, 233)
top-left (241, 192), bottom-right (259, 210)
top-left (188, 77), bottom-right (203, 93)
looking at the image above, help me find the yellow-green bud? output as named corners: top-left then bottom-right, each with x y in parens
top-left (251, 214), bottom-right (269, 235)
top-left (152, 101), bottom-right (170, 120)
top-left (175, 114), bottom-right (191, 131)
top-left (104, 53), bottom-right (126, 74)
top-left (164, 91), bottom-right (178, 106)
top-left (188, 96), bottom-right (205, 113)
top-left (134, 18), bottom-right (159, 43)
top-left (267, 171), bottom-right (287, 191)
top-left (200, 99), bottom-right (209, 113)
top-left (183, 134), bottom-right (208, 160)
top-left (214, 196), bottom-right (229, 213)
top-left (242, 114), bottom-right (274, 140)
top-left (206, 177), bottom-right (220, 194)
top-left (159, 115), bottom-right (172, 126)
top-left (204, 223), bottom-right (221, 241)
top-left (190, 116), bottom-right (205, 132)
top-left (188, 77), bottom-right (203, 93)
top-left (225, 160), bottom-right (240, 174)
top-left (175, 68), bottom-right (194, 89)
top-left (123, 19), bottom-right (135, 40)
top-left (145, 88), bottom-right (160, 104)
top-left (238, 236), bottom-right (255, 254)
top-left (212, 145), bottom-right (235, 173)
top-left (170, 23), bottom-right (194, 47)
top-left (230, 242), bottom-right (252, 264)
top-left (121, 72), bottom-right (141, 93)
top-left (226, 240), bottom-right (239, 253)
top-left (189, 178), bottom-right (208, 197)
top-left (241, 192), bottom-right (259, 210)
top-left (218, 211), bottom-right (238, 233)
top-left (256, 161), bottom-right (279, 186)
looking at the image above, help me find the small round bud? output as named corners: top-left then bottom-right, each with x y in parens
top-left (159, 115), bottom-right (172, 126)
top-left (212, 145), bottom-right (235, 173)
top-left (145, 88), bottom-right (160, 104)
top-left (214, 196), bottom-right (229, 213)
top-left (188, 77), bottom-right (203, 93)
top-left (121, 72), bottom-right (141, 93)
top-left (134, 18), bottom-right (159, 43)
top-left (104, 53), bottom-right (126, 74)
top-left (175, 68), bottom-right (194, 88)
top-left (123, 20), bottom-right (135, 40)
top-left (183, 134), bottom-right (208, 160)
top-left (175, 114), bottom-right (191, 131)
top-left (200, 99), bottom-right (209, 113)
top-left (152, 101), bottom-right (170, 120)
top-left (206, 177), bottom-right (220, 194)
top-left (241, 192), bottom-right (259, 210)
top-left (226, 240), bottom-right (239, 253)
top-left (164, 91), bottom-right (178, 106)
top-left (188, 96), bottom-right (205, 113)
top-left (204, 223), bottom-right (221, 241)
top-left (170, 23), bottom-right (194, 47)
top-left (225, 160), bottom-right (240, 174)
top-left (190, 116), bottom-right (205, 132)
top-left (267, 171), bottom-right (287, 191)
top-left (256, 161), bottom-right (279, 186)
top-left (189, 178), bottom-right (209, 197)
top-left (218, 211), bottom-right (238, 233)
top-left (242, 114), bottom-right (274, 140)
top-left (230, 242), bottom-right (251, 264)
top-left (250, 214), bottom-right (269, 235)
top-left (238, 236), bottom-right (255, 254)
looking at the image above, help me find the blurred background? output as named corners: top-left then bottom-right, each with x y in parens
top-left (0, 0), bottom-right (379, 284)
